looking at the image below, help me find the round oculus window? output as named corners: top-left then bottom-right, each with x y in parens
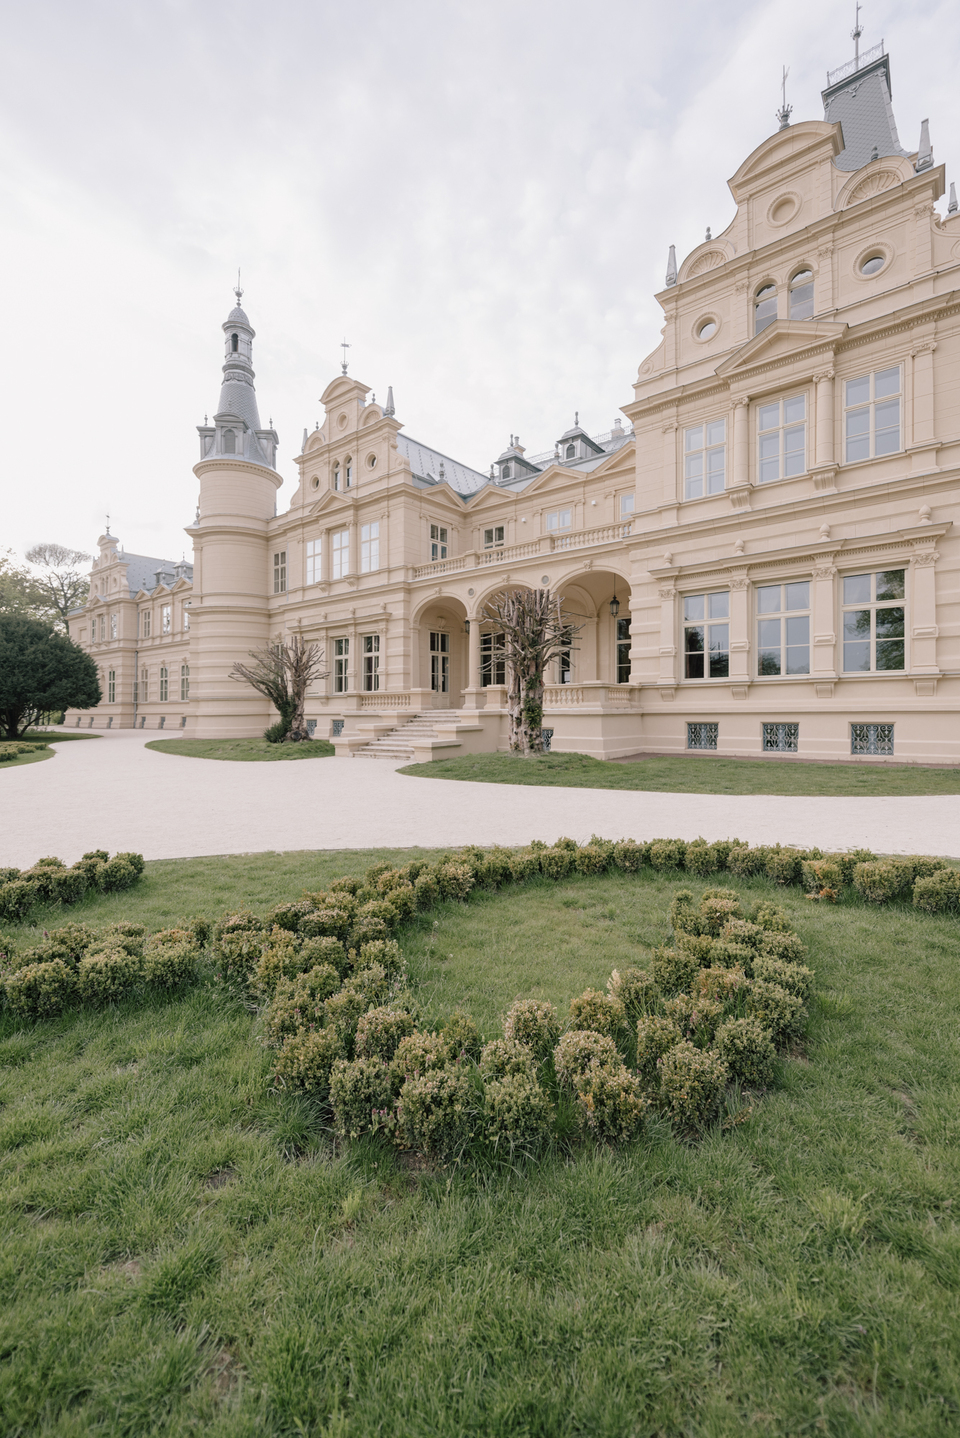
top-left (861, 254), bottom-right (885, 276)
top-left (337, 412), bottom-right (348, 429)
top-left (310, 475), bottom-right (320, 489)
top-left (366, 453), bottom-right (377, 469)
top-left (697, 319), bottom-right (718, 340)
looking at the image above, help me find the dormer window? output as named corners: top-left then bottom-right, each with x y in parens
top-left (222, 428), bottom-right (236, 454)
top-left (755, 284), bottom-right (777, 334)
top-left (565, 443), bottom-right (576, 460)
top-left (231, 333), bottom-right (239, 352)
top-left (501, 463), bottom-right (512, 479)
top-left (789, 270), bottom-right (814, 320)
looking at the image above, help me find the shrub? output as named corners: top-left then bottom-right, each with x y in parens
top-left (719, 918), bottom-right (767, 951)
top-left (100, 857), bottom-right (139, 893)
top-left (753, 901), bottom-right (792, 933)
top-left (684, 840), bottom-right (721, 876)
top-left (5, 959), bottom-right (76, 1019)
top-left (382, 883), bottom-right (417, 923)
top-left (746, 980), bottom-right (805, 1043)
top-left (540, 846), bottom-right (575, 880)
top-left (801, 859), bottom-right (845, 894)
top-left (853, 860), bottom-right (909, 904)
top-left (442, 1008), bottom-right (481, 1061)
top-left (141, 939), bottom-right (198, 990)
top-left (77, 949), bottom-right (139, 1005)
top-left (765, 848), bottom-right (804, 887)
top-left (574, 1061), bottom-right (648, 1143)
top-left (295, 963), bottom-right (341, 1006)
top-left (0, 879), bottom-right (40, 924)
top-left (355, 1005), bottom-right (417, 1062)
top-left (659, 1041), bottom-right (729, 1128)
top-left (357, 938), bottom-right (403, 980)
top-left (509, 851), bottom-right (542, 884)
top-left (694, 965), bottom-right (749, 1007)
top-left (611, 839), bottom-right (646, 873)
top-left (348, 900), bottom-right (397, 947)
top-left (253, 928), bottom-right (304, 991)
top-left (910, 856), bottom-right (950, 881)
top-left (758, 931), bottom-right (807, 966)
top-left (607, 967), bottom-right (658, 1019)
top-left (913, 868), bottom-right (960, 914)
top-left (752, 956), bottom-right (813, 1000)
top-left (101, 921), bottom-right (147, 957)
top-left (47, 869), bottom-right (88, 905)
top-left (553, 1030), bottom-right (621, 1088)
top-left (262, 980), bottom-right (314, 1048)
top-left (503, 998), bottom-right (561, 1060)
top-left (664, 992), bottom-right (724, 1046)
top-left (574, 845), bottom-right (609, 877)
top-left (274, 1027), bottom-right (344, 1093)
top-left (635, 1016), bottom-right (682, 1087)
top-left (484, 1073), bottom-right (553, 1151)
top-left (648, 839), bottom-right (685, 871)
top-left (699, 889), bottom-right (743, 933)
top-left (569, 987), bottom-right (626, 1038)
top-left (344, 962), bottom-right (390, 1006)
top-left (476, 848), bottom-right (515, 888)
top-left (727, 845), bottom-right (769, 878)
top-left (397, 1064), bottom-right (476, 1157)
top-left (324, 986), bottom-right (374, 1047)
top-left (715, 1017), bottom-right (776, 1087)
top-left (412, 871), bottom-right (440, 909)
top-left (651, 946), bottom-right (698, 996)
top-left (479, 1037), bottom-right (536, 1082)
top-left (670, 889), bottom-right (703, 937)
top-left (329, 1056), bottom-right (395, 1140)
top-left (391, 1030), bottom-right (451, 1083)
top-left (299, 935), bottom-right (348, 976)
top-left (113, 851), bottom-right (146, 878)
top-left (436, 861), bottom-right (476, 902)
top-left (299, 907), bottom-right (353, 942)
top-left (34, 922), bottom-right (99, 967)
top-left (266, 899), bottom-right (317, 933)
top-left (676, 933), bottom-right (718, 965)
top-left (213, 911), bottom-right (264, 976)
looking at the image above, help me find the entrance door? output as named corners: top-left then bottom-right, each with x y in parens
top-left (430, 631), bottom-right (450, 700)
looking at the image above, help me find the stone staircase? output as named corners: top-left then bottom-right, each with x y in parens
top-left (355, 713), bottom-right (440, 761)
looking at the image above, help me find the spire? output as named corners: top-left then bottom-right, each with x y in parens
top-left (915, 118), bottom-right (933, 172)
top-left (196, 287), bottom-right (278, 470)
top-left (384, 386), bottom-right (395, 417)
top-left (949, 182), bottom-right (958, 215)
top-left (665, 244), bottom-right (677, 287)
top-left (822, 37), bottom-right (908, 172)
top-left (302, 427), bottom-right (308, 452)
top-left (776, 65), bottom-right (792, 130)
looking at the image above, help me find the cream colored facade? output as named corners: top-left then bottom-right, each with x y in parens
top-left (68, 47), bottom-right (960, 764)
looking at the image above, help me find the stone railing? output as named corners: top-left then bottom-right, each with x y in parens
top-left (358, 693), bottom-right (412, 708)
top-left (410, 521), bottom-right (634, 581)
top-left (542, 682), bottom-right (642, 709)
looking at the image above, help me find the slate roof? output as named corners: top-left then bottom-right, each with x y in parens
top-left (115, 553), bottom-right (194, 596)
top-left (397, 435), bottom-right (489, 497)
top-left (822, 51), bottom-right (910, 172)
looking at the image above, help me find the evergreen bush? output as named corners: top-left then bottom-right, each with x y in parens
top-left (502, 998), bottom-right (561, 1059)
top-left (397, 1065), bottom-right (476, 1158)
top-left (635, 1016), bottom-right (682, 1087)
top-left (715, 1017), bottom-right (776, 1087)
top-left (573, 1060), bottom-right (648, 1142)
top-left (659, 1042), bottom-right (729, 1128)
top-left (553, 1030), bottom-right (621, 1088)
top-left (913, 868), bottom-right (960, 914)
top-left (607, 966), bottom-right (659, 1019)
top-left (479, 1037), bottom-right (537, 1082)
top-left (651, 946), bottom-right (698, 996)
top-left (5, 959), bottom-right (76, 1019)
top-left (442, 1008), bottom-right (481, 1061)
top-left (77, 948), bottom-right (139, 1005)
top-left (483, 1072), bottom-right (553, 1151)
top-left (568, 987), bottom-right (626, 1037)
top-left (274, 1027), bottom-right (344, 1093)
top-left (329, 1056), bottom-right (395, 1140)
top-left (355, 1005), bottom-right (417, 1062)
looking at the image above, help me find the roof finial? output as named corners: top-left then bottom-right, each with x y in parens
top-left (234, 268), bottom-right (243, 306)
top-left (705, 226), bottom-right (712, 240)
top-left (105, 513), bottom-right (111, 535)
top-left (340, 338), bottom-right (351, 375)
top-left (916, 118), bottom-right (933, 172)
top-left (949, 182), bottom-right (958, 215)
top-left (665, 243), bottom-right (678, 287)
top-left (851, 1), bottom-right (863, 66)
top-left (574, 411), bottom-right (579, 427)
top-left (776, 66), bottom-right (792, 129)
top-left (384, 385), bottom-right (395, 416)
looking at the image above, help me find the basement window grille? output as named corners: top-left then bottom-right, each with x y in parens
top-left (332, 719), bottom-right (345, 737)
top-left (542, 728), bottom-right (554, 752)
top-left (687, 722), bottom-right (718, 750)
top-left (851, 723), bottom-right (894, 756)
top-left (762, 722), bottom-right (799, 752)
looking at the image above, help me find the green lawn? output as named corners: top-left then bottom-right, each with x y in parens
top-left (400, 748), bottom-right (960, 796)
top-left (1, 849), bottom-right (959, 1434)
top-left (146, 736), bottom-right (335, 762)
top-left (0, 745), bottom-right (54, 771)
top-left (0, 730), bottom-right (99, 772)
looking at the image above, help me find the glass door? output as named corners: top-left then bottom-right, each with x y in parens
top-left (430, 631), bottom-right (449, 694)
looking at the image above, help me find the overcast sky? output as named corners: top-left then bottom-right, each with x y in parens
top-left (3, 0), bottom-right (958, 563)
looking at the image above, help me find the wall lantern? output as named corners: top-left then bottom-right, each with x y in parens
top-left (464, 619), bottom-right (471, 634)
top-left (609, 585), bottom-right (621, 618)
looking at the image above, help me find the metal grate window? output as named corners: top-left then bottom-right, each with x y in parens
top-left (851, 723), bottom-right (894, 756)
top-left (687, 722), bottom-right (719, 750)
top-left (542, 728), bottom-right (554, 752)
top-left (332, 719), bottom-right (345, 737)
top-left (306, 719), bottom-right (317, 737)
top-left (763, 722), bottom-right (799, 752)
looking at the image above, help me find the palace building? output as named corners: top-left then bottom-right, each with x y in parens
top-left (67, 41), bottom-right (960, 765)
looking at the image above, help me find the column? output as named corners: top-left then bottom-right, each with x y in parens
top-left (910, 548), bottom-right (939, 675)
top-left (661, 422), bottom-right (678, 505)
top-left (730, 398), bottom-right (750, 491)
top-left (911, 341), bottom-right (937, 448)
top-left (657, 587), bottom-right (678, 687)
top-left (727, 575), bottom-right (750, 683)
top-left (814, 371), bottom-right (835, 469)
top-left (811, 560), bottom-right (837, 681)
top-left (462, 616), bottom-right (482, 709)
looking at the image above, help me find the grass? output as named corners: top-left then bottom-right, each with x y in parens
top-left (146, 737), bottom-right (335, 762)
top-left (2, 851), bottom-right (960, 1434)
top-left (0, 731), bottom-right (99, 772)
top-left (400, 748), bottom-right (960, 796)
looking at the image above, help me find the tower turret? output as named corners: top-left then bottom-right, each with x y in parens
top-left (196, 286), bottom-right (279, 469)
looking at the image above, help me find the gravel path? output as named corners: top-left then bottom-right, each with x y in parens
top-left (1, 730), bottom-right (957, 867)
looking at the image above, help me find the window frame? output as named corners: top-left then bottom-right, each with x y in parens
top-left (140, 666), bottom-right (148, 704)
top-left (430, 524), bottom-right (448, 561)
top-left (140, 610), bottom-right (151, 638)
top-left (688, 722), bottom-right (719, 750)
top-left (362, 633), bottom-right (380, 692)
top-left (180, 663), bottom-right (190, 701)
top-left (430, 630), bottom-right (450, 693)
top-left (107, 668), bottom-right (116, 703)
top-left (841, 569), bottom-right (906, 674)
top-left (682, 590), bottom-right (730, 680)
top-left (360, 521), bottom-right (379, 574)
top-left (756, 393), bottom-right (807, 484)
top-left (683, 418), bottom-right (726, 500)
top-left (110, 613), bottom-right (118, 639)
top-left (788, 269), bottom-right (814, 320)
top-left (483, 526), bottom-right (505, 550)
top-left (161, 603), bottom-right (171, 634)
top-left (480, 631), bottom-right (505, 687)
top-left (306, 538), bottom-right (321, 586)
top-left (756, 580), bottom-right (811, 677)
top-left (851, 722), bottom-right (894, 755)
top-left (843, 366), bottom-right (902, 464)
top-left (754, 284), bottom-right (777, 334)
top-left (331, 528), bottom-right (349, 581)
top-left (159, 665), bottom-right (168, 702)
top-left (545, 508), bottom-right (572, 533)
top-left (334, 637), bottom-right (349, 693)
top-left (616, 616), bottom-right (631, 684)
top-left (762, 722), bottom-right (799, 752)
top-left (619, 493), bottom-right (635, 518)
top-left (273, 551), bottom-right (287, 595)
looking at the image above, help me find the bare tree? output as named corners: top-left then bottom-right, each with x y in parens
top-left (484, 588), bottom-right (580, 755)
top-left (25, 543), bottom-right (92, 633)
top-left (230, 634), bottom-right (328, 742)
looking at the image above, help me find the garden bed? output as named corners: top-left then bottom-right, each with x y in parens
top-left (146, 737), bottom-right (335, 762)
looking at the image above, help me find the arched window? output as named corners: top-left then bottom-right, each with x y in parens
top-left (754, 284), bottom-right (777, 334)
top-left (565, 443), bottom-right (576, 459)
top-left (345, 457), bottom-right (352, 487)
top-left (333, 463), bottom-right (341, 491)
top-left (501, 463), bottom-right (512, 479)
top-left (231, 332), bottom-right (239, 352)
top-left (222, 429), bottom-right (236, 453)
top-left (789, 270), bottom-right (814, 321)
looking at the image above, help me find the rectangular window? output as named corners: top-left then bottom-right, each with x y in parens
top-left (558, 626), bottom-right (574, 684)
top-left (684, 419), bottom-right (726, 499)
top-left (306, 539), bottom-right (321, 585)
top-left (332, 529), bottom-right (349, 580)
top-left (182, 605), bottom-right (190, 632)
top-left (362, 634), bottom-right (380, 692)
top-left (430, 630), bottom-right (450, 693)
top-left (851, 723), bottom-right (894, 755)
top-left (430, 524), bottom-right (448, 560)
top-left (480, 631), bottom-right (505, 686)
top-left (161, 604), bottom-right (171, 634)
top-left (140, 667), bottom-right (148, 703)
top-left (99, 616), bottom-right (106, 641)
top-left (683, 591), bottom-right (729, 679)
top-left (844, 367), bottom-right (901, 462)
top-left (842, 570), bottom-right (905, 672)
top-left (334, 637), bottom-right (349, 693)
top-left (616, 616), bottom-right (631, 683)
top-left (110, 613), bottom-right (118, 639)
top-left (273, 551), bottom-right (287, 594)
top-left (140, 610), bottom-right (151, 638)
top-left (546, 509), bottom-right (571, 532)
top-left (757, 581), bottom-right (810, 676)
top-left (763, 722), bottom-right (799, 751)
top-left (483, 526), bottom-right (505, 549)
top-left (757, 394), bottom-right (806, 483)
top-left (108, 669), bottom-right (115, 703)
top-left (620, 494), bottom-right (635, 517)
top-left (180, 663), bottom-right (190, 701)
top-left (360, 522), bottom-right (379, 573)
top-left (159, 666), bottom-right (168, 702)
top-left (688, 722), bottom-right (718, 750)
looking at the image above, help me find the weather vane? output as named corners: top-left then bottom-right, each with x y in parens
top-left (777, 65), bottom-right (792, 129)
top-left (341, 338), bottom-right (351, 375)
top-left (852, 1), bottom-right (863, 65)
top-left (234, 267), bottom-right (243, 305)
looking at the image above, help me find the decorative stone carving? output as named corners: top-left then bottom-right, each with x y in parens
top-left (918, 505), bottom-right (932, 524)
top-left (657, 587), bottom-right (677, 600)
top-left (727, 575), bottom-right (749, 590)
top-left (911, 340), bottom-right (937, 357)
top-left (844, 170), bottom-right (899, 206)
top-left (912, 550), bottom-right (937, 567)
top-left (734, 280), bottom-right (750, 296)
top-left (687, 250), bottom-right (726, 277)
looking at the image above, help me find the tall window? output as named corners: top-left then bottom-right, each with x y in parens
top-left (159, 665), bottom-right (168, 702)
top-left (755, 284), bottom-right (777, 333)
top-left (108, 669), bottom-right (115, 703)
top-left (306, 539), bottom-right (321, 585)
top-left (558, 626), bottom-right (574, 684)
top-left (430, 631), bottom-right (449, 692)
top-left (140, 667), bottom-right (148, 703)
top-left (99, 616), bottom-right (106, 641)
top-left (334, 638), bottom-right (349, 692)
top-left (758, 395), bottom-right (806, 483)
top-left (231, 332), bottom-right (239, 352)
top-left (546, 509), bottom-right (571, 532)
top-left (180, 663), bottom-right (190, 700)
top-left (360, 522), bottom-right (379, 573)
top-left (345, 457), bottom-right (352, 487)
top-left (684, 420), bottom-right (725, 498)
top-left (757, 582), bottom-right (810, 676)
top-left (110, 613), bottom-right (118, 639)
top-left (789, 270), bottom-right (814, 320)
top-left (480, 632), bottom-right (505, 686)
top-left (223, 429), bottom-right (236, 453)
top-left (616, 617), bottom-right (631, 683)
top-left (273, 551), bottom-right (287, 594)
top-left (333, 463), bottom-right (341, 491)
top-left (483, 526), bottom-right (505, 549)
top-left (430, 525), bottom-right (448, 560)
top-left (842, 570), bottom-right (905, 672)
top-left (620, 494), bottom-right (635, 517)
top-left (182, 605), bottom-right (190, 632)
top-left (844, 367), bottom-right (901, 462)
top-left (140, 610), bottom-right (151, 638)
top-left (683, 591), bottom-right (729, 679)
top-left (332, 529), bottom-right (349, 580)
top-left (161, 604), bottom-right (171, 633)
top-left (362, 634), bottom-right (380, 691)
